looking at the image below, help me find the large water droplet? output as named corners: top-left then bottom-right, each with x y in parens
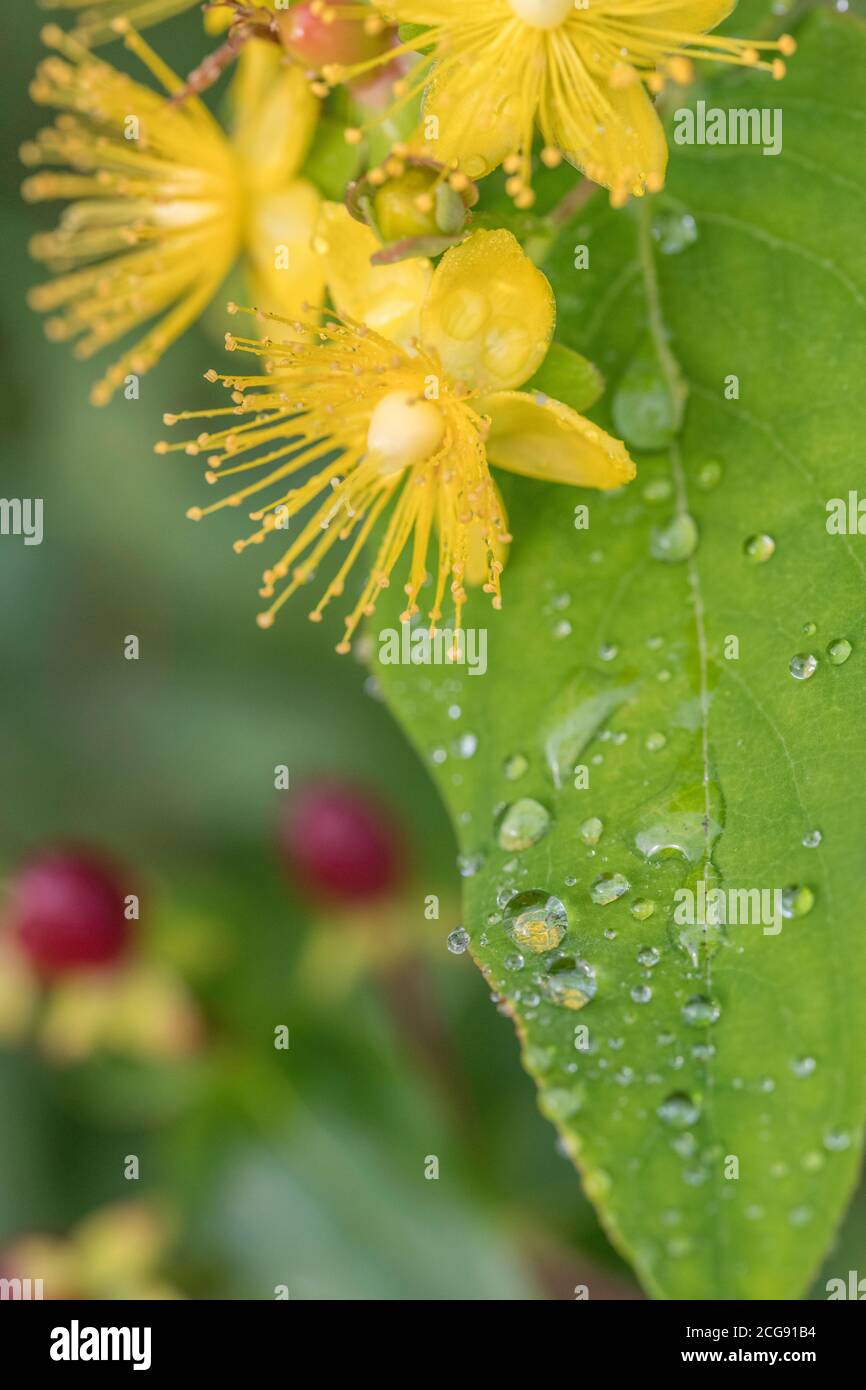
top-left (579, 816), bottom-right (604, 847)
top-left (542, 956), bottom-right (597, 1010)
top-left (651, 207), bottom-right (699, 255)
top-left (827, 638), bottom-right (852, 665)
top-left (682, 994), bottom-right (721, 1027)
top-left (497, 798), bottom-right (551, 851)
top-left (789, 652), bottom-right (817, 681)
top-left (651, 513), bottom-right (698, 563)
top-left (658, 1092), bottom-right (700, 1128)
top-left (612, 339), bottom-right (681, 450)
top-left (447, 927), bottom-right (470, 955)
top-left (781, 884), bottom-right (815, 918)
top-left (503, 890), bottom-right (568, 953)
top-left (590, 872), bottom-right (630, 905)
top-left (744, 533), bottom-right (775, 563)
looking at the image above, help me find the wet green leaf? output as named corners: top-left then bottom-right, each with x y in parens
top-left (376, 12), bottom-right (866, 1298)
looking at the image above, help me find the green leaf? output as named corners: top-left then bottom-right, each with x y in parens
top-left (524, 341), bottom-right (605, 415)
top-left (375, 12), bottom-right (866, 1298)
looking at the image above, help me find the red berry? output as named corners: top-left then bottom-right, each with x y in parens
top-left (277, 3), bottom-right (390, 71)
top-left (9, 848), bottom-right (132, 974)
top-left (281, 782), bottom-right (405, 904)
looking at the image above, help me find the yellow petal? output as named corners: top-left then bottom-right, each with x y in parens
top-left (630, 0), bottom-right (735, 33)
top-left (231, 45), bottom-right (319, 194)
top-left (315, 202), bottom-right (432, 346)
top-left (411, 56), bottom-right (526, 182)
top-left (543, 64), bottom-right (667, 197)
top-left (421, 230), bottom-right (554, 392)
top-left (246, 179), bottom-right (325, 320)
top-left (477, 391), bottom-right (635, 489)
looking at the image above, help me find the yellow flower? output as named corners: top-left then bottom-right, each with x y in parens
top-left (22, 26), bottom-right (323, 405)
top-left (40, 0), bottom-right (202, 43)
top-left (330, 0), bottom-right (796, 205)
top-left (156, 213), bottom-right (634, 649)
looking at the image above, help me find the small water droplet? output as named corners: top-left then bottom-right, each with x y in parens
top-left (540, 1087), bottom-right (584, 1121)
top-left (452, 731), bottom-right (478, 758)
top-left (503, 753), bottom-right (529, 781)
top-left (682, 994), bottom-right (721, 1027)
top-left (542, 956), bottom-right (597, 1010)
top-left (599, 641), bottom-right (618, 662)
top-left (802, 829), bottom-right (822, 849)
top-left (824, 1129), bottom-right (851, 1152)
top-left (789, 652), bottom-right (817, 681)
top-left (590, 871), bottom-right (630, 905)
top-left (579, 816), bottom-right (604, 847)
top-left (827, 637), bottom-right (852, 665)
top-left (651, 207), bottom-right (699, 255)
top-left (637, 945), bottom-right (661, 967)
top-left (631, 898), bottom-right (656, 921)
top-left (552, 618), bottom-right (572, 639)
top-left (651, 513), bottom-right (698, 563)
top-left (631, 984), bottom-right (653, 1004)
top-left (643, 477), bottom-right (673, 503)
top-left (781, 884), bottom-right (815, 918)
top-left (744, 533), bottom-right (775, 563)
top-left (503, 889), bottom-right (568, 953)
top-left (658, 1092), bottom-right (700, 1128)
top-left (791, 1055), bottom-right (816, 1078)
top-left (447, 927), bottom-right (470, 955)
top-left (497, 798), bottom-right (551, 851)
top-left (696, 459), bottom-right (722, 490)
top-left (802, 620), bottom-right (817, 637)
top-left (503, 951), bottom-right (525, 971)
top-left (645, 731), bottom-right (667, 752)
top-left (457, 852), bottom-right (484, 878)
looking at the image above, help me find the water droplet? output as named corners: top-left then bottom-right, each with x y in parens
top-left (631, 898), bottom-right (656, 921)
top-left (540, 1087), bottom-right (584, 1121)
top-left (542, 956), bottom-right (597, 1010)
top-left (651, 207), bottom-right (698, 255)
top-left (503, 951), bottom-right (525, 971)
top-left (579, 816), bottom-right (604, 847)
top-left (457, 852), bottom-right (484, 878)
top-left (682, 994), bottom-right (721, 1027)
top-left (452, 731), bottom-right (478, 758)
top-left (631, 984), bottom-right (653, 1004)
top-left (637, 945), bottom-right (661, 967)
top-left (827, 637), bottom-right (852, 665)
top-left (658, 1092), bottom-right (700, 1128)
top-left (590, 872), bottom-right (630, 905)
top-left (744, 533), bottom-right (775, 563)
top-left (789, 1206), bottom-right (812, 1227)
top-left (651, 513), bottom-right (698, 563)
top-left (612, 339), bottom-right (681, 450)
top-left (789, 652), bottom-right (817, 681)
top-left (497, 798), bottom-right (551, 851)
top-left (503, 890), bottom-right (568, 953)
top-left (802, 829), bottom-right (822, 848)
top-left (824, 1129), bottom-right (851, 1152)
top-left (552, 618), bottom-right (572, 639)
top-left (696, 459), bottom-right (722, 490)
top-left (645, 731), bottom-right (667, 752)
top-left (447, 927), bottom-right (470, 955)
top-left (791, 1055), bottom-right (816, 1078)
top-left (598, 641), bottom-right (618, 662)
top-left (802, 620), bottom-right (817, 637)
top-left (643, 477), bottom-right (673, 504)
top-left (503, 753), bottom-right (529, 781)
top-left (781, 884), bottom-right (815, 919)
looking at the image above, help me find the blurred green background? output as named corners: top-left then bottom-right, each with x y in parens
top-left (0, 0), bottom-right (861, 1300)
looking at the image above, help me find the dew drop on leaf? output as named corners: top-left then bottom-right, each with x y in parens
top-left (781, 884), bottom-right (815, 918)
top-left (503, 889), bottom-right (567, 953)
top-left (827, 637), bottom-right (852, 665)
top-left (496, 798), bottom-right (551, 850)
top-left (650, 513), bottom-right (698, 563)
top-left (682, 994), bottom-right (721, 1027)
top-left (579, 816), bottom-right (604, 847)
top-left (657, 1092), bottom-right (701, 1128)
top-left (789, 653), bottom-right (817, 681)
top-left (590, 871), bottom-right (630, 904)
top-left (744, 533), bottom-right (775, 563)
top-left (542, 956), bottom-right (597, 1010)
top-left (447, 927), bottom-right (470, 954)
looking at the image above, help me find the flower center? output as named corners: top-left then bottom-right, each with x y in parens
top-left (507, 0), bottom-right (574, 30)
top-left (366, 390), bottom-right (445, 475)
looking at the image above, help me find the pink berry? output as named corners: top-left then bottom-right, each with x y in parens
top-left (277, 3), bottom-right (390, 71)
top-left (281, 782), bottom-right (405, 904)
top-left (9, 848), bottom-right (132, 974)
